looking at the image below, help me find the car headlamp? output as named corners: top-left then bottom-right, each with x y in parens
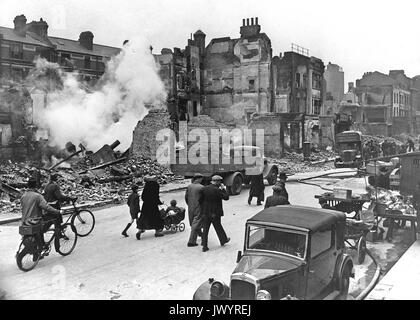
top-left (210, 281), bottom-right (226, 298)
top-left (256, 290), bottom-right (271, 300)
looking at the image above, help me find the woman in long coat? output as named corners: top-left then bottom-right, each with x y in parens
top-left (248, 173), bottom-right (265, 205)
top-left (137, 176), bottom-right (165, 239)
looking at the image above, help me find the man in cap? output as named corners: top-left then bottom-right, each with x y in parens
top-left (198, 175), bottom-right (230, 252)
top-left (185, 173), bottom-right (205, 247)
top-left (44, 173), bottom-right (76, 210)
top-left (21, 178), bottom-right (64, 254)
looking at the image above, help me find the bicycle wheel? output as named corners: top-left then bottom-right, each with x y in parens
top-left (55, 223), bottom-right (78, 256)
top-left (16, 239), bottom-right (40, 272)
top-left (71, 210), bottom-right (95, 237)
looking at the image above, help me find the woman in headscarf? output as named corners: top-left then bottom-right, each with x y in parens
top-left (136, 175), bottom-right (165, 239)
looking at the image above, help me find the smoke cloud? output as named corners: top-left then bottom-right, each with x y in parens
top-left (33, 37), bottom-right (166, 152)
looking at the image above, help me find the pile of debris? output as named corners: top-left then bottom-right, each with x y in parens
top-left (0, 147), bottom-right (182, 216)
top-left (268, 149), bottom-right (336, 175)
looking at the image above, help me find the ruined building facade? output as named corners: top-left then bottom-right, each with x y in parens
top-left (355, 70), bottom-right (417, 136)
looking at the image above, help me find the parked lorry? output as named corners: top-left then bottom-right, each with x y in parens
top-left (170, 146), bottom-right (279, 195)
top-left (334, 131), bottom-right (363, 168)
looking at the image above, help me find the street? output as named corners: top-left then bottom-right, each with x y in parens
top-left (0, 175), bottom-right (375, 300)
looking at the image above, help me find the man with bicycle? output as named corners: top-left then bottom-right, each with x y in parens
top-left (44, 173), bottom-right (77, 210)
top-left (21, 178), bottom-right (65, 255)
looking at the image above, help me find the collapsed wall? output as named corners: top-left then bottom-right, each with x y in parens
top-left (130, 109), bottom-right (172, 160)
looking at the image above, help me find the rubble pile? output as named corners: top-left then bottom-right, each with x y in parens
top-left (268, 149), bottom-right (336, 174)
top-left (362, 135), bottom-right (407, 158)
top-left (0, 155), bottom-right (182, 216)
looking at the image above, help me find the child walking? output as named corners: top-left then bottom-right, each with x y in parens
top-left (122, 184), bottom-right (141, 238)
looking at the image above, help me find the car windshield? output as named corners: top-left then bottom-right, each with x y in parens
top-left (246, 224), bottom-right (307, 259)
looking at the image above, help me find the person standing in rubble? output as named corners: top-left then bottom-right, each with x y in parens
top-left (43, 173), bottom-right (76, 210)
top-left (122, 184), bottom-right (141, 238)
top-left (137, 175), bottom-right (165, 239)
top-left (185, 173), bottom-right (204, 247)
top-left (407, 137), bottom-right (415, 152)
top-left (248, 173), bottom-right (265, 206)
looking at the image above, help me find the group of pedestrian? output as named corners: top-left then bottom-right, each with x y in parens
top-left (122, 175), bottom-right (165, 239)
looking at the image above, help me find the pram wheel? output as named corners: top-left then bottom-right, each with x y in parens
top-left (178, 222), bottom-right (185, 232)
top-left (164, 224), bottom-right (171, 231)
top-left (171, 225), bottom-right (177, 233)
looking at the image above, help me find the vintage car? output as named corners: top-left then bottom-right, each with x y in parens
top-left (193, 206), bottom-right (355, 300)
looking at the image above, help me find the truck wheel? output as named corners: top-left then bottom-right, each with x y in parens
top-left (228, 175), bottom-right (243, 196)
top-left (267, 168), bottom-right (278, 185)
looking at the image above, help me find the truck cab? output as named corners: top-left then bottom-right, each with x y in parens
top-left (334, 131), bottom-right (363, 168)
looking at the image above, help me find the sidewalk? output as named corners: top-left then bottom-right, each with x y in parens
top-left (0, 179), bottom-right (191, 225)
top-left (367, 239), bottom-right (420, 300)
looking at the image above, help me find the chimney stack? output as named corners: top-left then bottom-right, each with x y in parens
top-left (13, 14), bottom-right (27, 36)
top-left (240, 17), bottom-right (261, 38)
top-left (27, 18), bottom-right (48, 38)
top-left (79, 31), bottom-right (94, 50)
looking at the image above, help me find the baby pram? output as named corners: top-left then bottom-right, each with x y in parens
top-left (159, 204), bottom-right (186, 233)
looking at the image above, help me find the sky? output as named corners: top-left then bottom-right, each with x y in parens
top-left (2, 0), bottom-right (420, 87)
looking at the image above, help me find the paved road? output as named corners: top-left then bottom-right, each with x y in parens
top-left (0, 177), bottom-right (373, 300)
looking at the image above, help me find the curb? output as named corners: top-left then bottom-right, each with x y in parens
top-left (0, 185), bottom-right (188, 226)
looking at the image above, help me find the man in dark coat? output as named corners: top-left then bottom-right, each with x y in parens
top-left (137, 176), bottom-right (165, 238)
top-left (248, 173), bottom-right (265, 206)
top-left (199, 175), bottom-right (230, 252)
top-left (186, 173), bottom-right (204, 247)
top-left (43, 173), bottom-right (75, 209)
top-left (264, 183), bottom-right (290, 208)
top-left (122, 184), bottom-right (141, 238)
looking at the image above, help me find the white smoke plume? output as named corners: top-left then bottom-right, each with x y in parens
top-left (33, 37), bottom-right (166, 152)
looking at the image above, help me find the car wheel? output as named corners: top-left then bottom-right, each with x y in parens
top-left (338, 266), bottom-right (351, 300)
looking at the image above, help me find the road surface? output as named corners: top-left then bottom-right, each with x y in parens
top-left (0, 177), bottom-right (374, 300)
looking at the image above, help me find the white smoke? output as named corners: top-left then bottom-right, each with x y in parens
top-left (34, 37), bottom-right (166, 151)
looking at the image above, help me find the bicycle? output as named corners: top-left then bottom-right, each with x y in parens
top-left (65, 200), bottom-right (95, 237)
top-left (16, 219), bottom-right (78, 272)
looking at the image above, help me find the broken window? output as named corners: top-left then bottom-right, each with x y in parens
top-left (60, 53), bottom-right (71, 65)
top-left (296, 73), bottom-right (300, 87)
top-left (249, 79), bottom-right (255, 91)
top-left (312, 99), bottom-right (321, 115)
top-left (10, 43), bottom-right (23, 60)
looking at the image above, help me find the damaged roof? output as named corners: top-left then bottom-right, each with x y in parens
top-left (49, 37), bottom-right (121, 57)
top-left (0, 26), bottom-right (52, 47)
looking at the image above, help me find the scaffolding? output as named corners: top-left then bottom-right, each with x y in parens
top-left (291, 43), bottom-right (309, 57)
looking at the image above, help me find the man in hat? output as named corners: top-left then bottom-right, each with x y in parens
top-left (44, 173), bottom-right (76, 210)
top-left (264, 183), bottom-right (290, 208)
top-left (185, 173), bottom-right (204, 247)
top-left (199, 175), bottom-right (230, 252)
top-left (248, 173), bottom-right (265, 206)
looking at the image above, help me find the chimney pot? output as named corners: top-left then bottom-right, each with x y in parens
top-left (247, 18), bottom-right (250, 26)
top-left (251, 18), bottom-right (254, 25)
top-left (243, 19), bottom-right (245, 26)
top-left (256, 17), bottom-right (259, 25)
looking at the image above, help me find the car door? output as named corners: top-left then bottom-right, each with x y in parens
top-left (305, 226), bottom-right (337, 299)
